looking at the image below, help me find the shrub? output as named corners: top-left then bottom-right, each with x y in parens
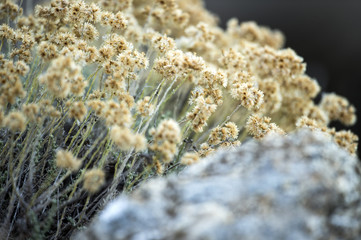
top-left (0, 0), bottom-right (358, 239)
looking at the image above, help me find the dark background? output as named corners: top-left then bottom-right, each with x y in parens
top-left (205, 0), bottom-right (361, 154)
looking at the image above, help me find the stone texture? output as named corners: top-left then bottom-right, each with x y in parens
top-left (76, 129), bottom-right (361, 240)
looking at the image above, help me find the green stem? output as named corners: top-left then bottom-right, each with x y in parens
top-left (30, 171), bottom-right (71, 208)
top-left (24, 56), bottom-right (39, 89)
top-left (125, 166), bottom-right (151, 192)
top-left (14, 124), bottom-right (37, 177)
top-left (25, 63), bottom-right (45, 104)
top-left (73, 119), bottom-right (97, 157)
top-left (77, 195), bottom-right (90, 224)
top-left (84, 67), bottom-right (101, 100)
top-left (0, 38), bottom-right (4, 52)
top-left (64, 121), bottom-right (77, 148)
top-left (141, 76), bottom-right (178, 134)
top-left (98, 137), bottom-right (112, 168)
top-left (67, 111), bottom-right (92, 151)
top-left (113, 151), bottom-right (123, 179)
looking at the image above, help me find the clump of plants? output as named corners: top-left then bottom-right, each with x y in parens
top-left (0, 0), bottom-right (358, 239)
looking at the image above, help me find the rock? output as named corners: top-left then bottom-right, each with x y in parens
top-left (76, 129), bottom-right (361, 240)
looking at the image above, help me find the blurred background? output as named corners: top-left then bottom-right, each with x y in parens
top-left (204, 0), bottom-right (361, 153)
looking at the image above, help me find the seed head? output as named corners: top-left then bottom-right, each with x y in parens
top-left (56, 149), bottom-right (82, 172)
top-left (4, 111), bottom-right (26, 132)
top-left (83, 169), bottom-right (105, 194)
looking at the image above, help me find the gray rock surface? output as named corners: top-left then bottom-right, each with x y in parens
top-left (77, 129), bottom-right (361, 240)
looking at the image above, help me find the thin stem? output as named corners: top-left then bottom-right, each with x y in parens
top-left (84, 67), bottom-right (101, 100)
top-left (73, 119), bottom-right (97, 157)
top-left (67, 111), bottom-right (92, 151)
top-left (31, 171), bottom-right (71, 208)
top-left (24, 56), bottom-right (39, 89)
top-left (105, 148), bottom-right (135, 203)
top-left (195, 104), bottom-right (244, 146)
top-left (149, 77), bottom-right (166, 103)
top-left (220, 104), bottom-right (242, 127)
top-left (0, 38), bottom-right (4, 51)
top-left (141, 76), bottom-right (178, 134)
top-left (77, 195), bottom-right (90, 224)
top-left (125, 165), bottom-right (151, 192)
top-left (25, 63), bottom-right (45, 104)
top-left (64, 121), bottom-right (77, 148)
top-left (98, 137), bottom-right (112, 168)
top-left (113, 151), bottom-right (123, 179)
top-left (14, 124), bottom-right (37, 178)
top-left (79, 130), bottom-right (108, 162)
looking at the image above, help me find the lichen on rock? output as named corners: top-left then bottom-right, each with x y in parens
top-left (77, 129), bottom-right (361, 240)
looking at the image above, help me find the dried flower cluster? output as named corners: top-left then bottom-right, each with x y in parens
top-left (56, 149), bottom-right (82, 172)
top-left (0, 0), bottom-right (358, 239)
top-left (149, 119), bottom-right (181, 163)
